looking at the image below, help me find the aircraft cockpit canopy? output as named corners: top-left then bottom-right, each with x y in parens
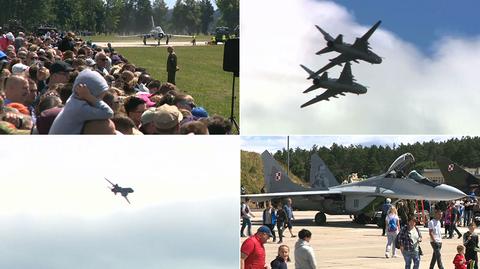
top-left (408, 170), bottom-right (439, 187)
top-left (386, 153), bottom-right (415, 177)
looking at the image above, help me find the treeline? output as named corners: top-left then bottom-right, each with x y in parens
top-left (273, 137), bottom-right (480, 183)
top-left (0, 0), bottom-right (238, 35)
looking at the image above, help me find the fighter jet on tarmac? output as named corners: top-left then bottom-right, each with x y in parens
top-left (242, 151), bottom-right (466, 225)
top-left (121, 16), bottom-right (192, 45)
top-left (300, 61), bottom-right (367, 107)
top-left (437, 156), bottom-right (480, 196)
top-left (307, 20), bottom-right (383, 79)
top-left (104, 177), bottom-right (134, 204)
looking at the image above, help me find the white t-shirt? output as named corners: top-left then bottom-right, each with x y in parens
top-left (428, 219), bottom-right (442, 242)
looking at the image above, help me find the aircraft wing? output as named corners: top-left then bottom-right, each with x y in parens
top-left (168, 34), bottom-right (194, 38)
top-left (301, 89), bottom-right (342, 108)
top-left (303, 84), bottom-right (322, 94)
top-left (352, 20), bottom-right (381, 52)
top-left (308, 54), bottom-right (351, 79)
top-left (337, 61), bottom-right (354, 84)
top-left (242, 190), bottom-right (342, 202)
top-left (123, 195), bottom-right (131, 204)
top-left (104, 177), bottom-right (115, 186)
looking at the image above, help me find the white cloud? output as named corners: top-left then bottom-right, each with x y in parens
top-left (240, 0), bottom-right (480, 134)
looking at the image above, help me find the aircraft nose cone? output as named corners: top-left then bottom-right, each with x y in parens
top-left (377, 57), bottom-right (382, 64)
top-left (436, 184), bottom-right (466, 200)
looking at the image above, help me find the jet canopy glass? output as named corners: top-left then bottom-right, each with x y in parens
top-left (386, 153), bottom-right (415, 177)
top-left (408, 170), bottom-right (439, 187)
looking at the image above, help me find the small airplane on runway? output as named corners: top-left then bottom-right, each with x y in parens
top-left (242, 151), bottom-right (466, 225)
top-left (104, 177), bottom-right (134, 204)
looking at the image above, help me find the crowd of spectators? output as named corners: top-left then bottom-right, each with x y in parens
top-left (0, 30), bottom-right (232, 134)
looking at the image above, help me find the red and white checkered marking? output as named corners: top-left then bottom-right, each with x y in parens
top-left (448, 164), bottom-right (454, 172)
top-left (275, 172), bottom-right (281, 181)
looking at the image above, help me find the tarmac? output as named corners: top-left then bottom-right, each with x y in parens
top-left (94, 41), bottom-right (210, 48)
top-left (241, 210), bottom-right (469, 269)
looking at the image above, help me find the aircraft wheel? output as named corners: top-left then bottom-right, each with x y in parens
top-left (356, 213), bottom-right (370, 224)
top-left (314, 212), bottom-right (327, 225)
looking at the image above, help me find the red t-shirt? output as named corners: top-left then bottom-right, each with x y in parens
top-left (241, 234), bottom-right (266, 269)
top-left (453, 253), bottom-right (467, 269)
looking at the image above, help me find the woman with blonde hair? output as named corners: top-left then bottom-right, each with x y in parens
top-left (271, 245), bottom-right (290, 269)
top-left (385, 206), bottom-right (400, 258)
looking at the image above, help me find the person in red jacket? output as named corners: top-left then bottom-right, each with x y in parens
top-left (0, 32), bottom-right (14, 52)
top-left (454, 245), bottom-right (467, 269)
top-left (241, 226), bottom-right (272, 269)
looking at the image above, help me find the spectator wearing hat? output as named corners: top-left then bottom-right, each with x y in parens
top-left (294, 229), bottom-right (317, 269)
top-left (139, 104), bottom-right (183, 134)
top-left (49, 69), bottom-right (113, 134)
top-left (43, 60), bottom-right (73, 94)
top-left (11, 63), bottom-right (29, 76)
top-left (166, 46), bottom-right (178, 85)
top-left (241, 226), bottom-right (272, 269)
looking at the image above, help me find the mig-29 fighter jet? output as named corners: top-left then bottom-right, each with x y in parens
top-left (242, 151), bottom-right (466, 225)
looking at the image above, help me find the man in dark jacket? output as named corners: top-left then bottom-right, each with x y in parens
top-left (166, 46), bottom-right (178, 85)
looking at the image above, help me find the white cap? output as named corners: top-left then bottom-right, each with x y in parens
top-left (12, 63), bottom-right (29, 75)
top-left (386, 198), bottom-right (391, 203)
top-left (6, 32), bottom-right (14, 41)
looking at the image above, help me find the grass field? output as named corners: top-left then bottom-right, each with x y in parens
top-left (82, 34), bottom-right (211, 43)
top-left (116, 45), bottom-right (239, 128)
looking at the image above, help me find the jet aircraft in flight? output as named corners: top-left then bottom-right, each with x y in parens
top-left (104, 177), bottom-right (134, 204)
top-left (308, 20), bottom-right (383, 79)
top-left (300, 61), bottom-right (367, 107)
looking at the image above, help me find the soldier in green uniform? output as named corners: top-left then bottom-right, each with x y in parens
top-left (167, 46), bottom-right (178, 85)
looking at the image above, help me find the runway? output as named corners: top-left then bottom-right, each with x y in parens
top-left (241, 210), bottom-right (467, 268)
top-left (94, 41), bottom-right (210, 48)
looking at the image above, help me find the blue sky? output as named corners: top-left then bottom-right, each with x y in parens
top-left (241, 0), bottom-right (480, 134)
top-left (327, 0), bottom-right (480, 55)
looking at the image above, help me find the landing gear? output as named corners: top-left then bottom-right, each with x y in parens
top-left (314, 212), bottom-right (327, 225)
top-left (354, 213), bottom-right (371, 224)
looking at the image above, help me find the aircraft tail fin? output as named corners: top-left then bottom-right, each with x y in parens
top-left (437, 156), bottom-right (480, 194)
top-left (261, 150), bottom-right (307, 193)
top-left (310, 154), bottom-right (339, 188)
top-left (334, 34), bottom-right (343, 44)
top-left (319, 72), bottom-right (328, 81)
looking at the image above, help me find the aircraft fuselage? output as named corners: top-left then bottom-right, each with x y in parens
top-left (288, 176), bottom-right (465, 215)
top-left (314, 79), bottom-right (367, 95)
top-left (331, 43), bottom-right (382, 64)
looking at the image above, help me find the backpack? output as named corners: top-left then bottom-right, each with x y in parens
top-left (388, 217), bottom-right (398, 232)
